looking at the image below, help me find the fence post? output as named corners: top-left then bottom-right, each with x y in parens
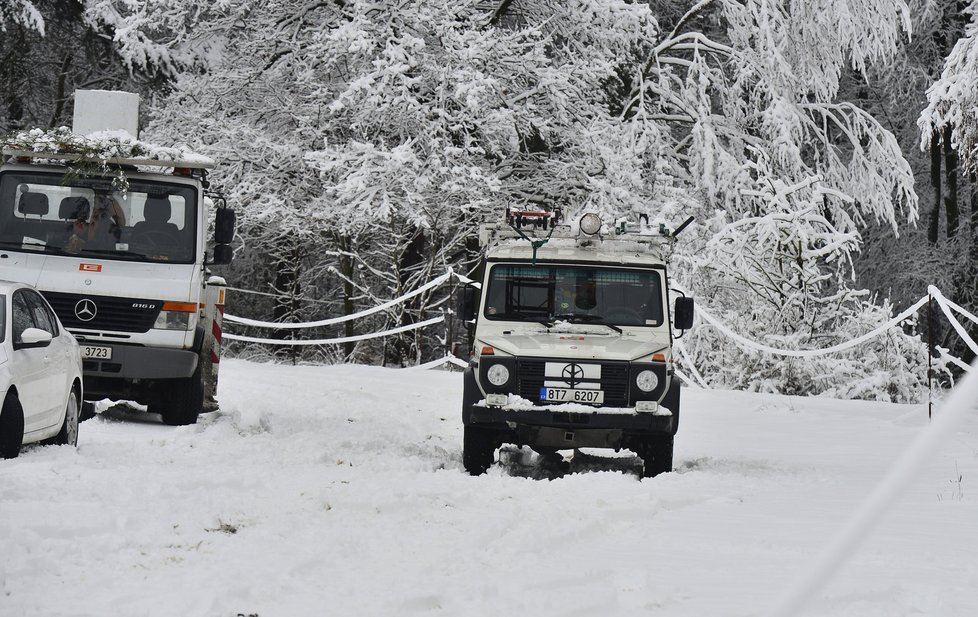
top-left (927, 293), bottom-right (934, 420)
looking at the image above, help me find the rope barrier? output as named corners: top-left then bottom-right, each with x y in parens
top-left (928, 287), bottom-right (978, 358)
top-left (224, 270), bottom-right (455, 329)
top-left (693, 295), bottom-right (930, 358)
top-left (409, 355), bottom-right (470, 370)
top-left (224, 315), bottom-right (445, 346)
top-left (221, 271), bottom-right (976, 376)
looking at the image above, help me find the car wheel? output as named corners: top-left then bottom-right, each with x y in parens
top-left (0, 393), bottom-right (24, 459)
top-left (463, 425), bottom-right (497, 475)
top-left (641, 435), bottom-right (674, 478)
top-left (54, 389), bottom-right (80, 447)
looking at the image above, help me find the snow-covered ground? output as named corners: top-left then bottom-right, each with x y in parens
top-left (2, 359), bottom-right (977, 617)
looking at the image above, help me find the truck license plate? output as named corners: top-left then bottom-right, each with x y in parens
top-left (539, 387), bottom-right (604, 404)
top-left (81, 345), bottom-right (112, 360)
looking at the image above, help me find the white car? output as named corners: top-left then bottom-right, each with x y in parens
top-left (0, 281), bottom-right (83, 458)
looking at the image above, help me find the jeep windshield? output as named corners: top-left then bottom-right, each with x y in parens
top-left (483, 263), bottom-right (664, 327)
top-left (0, 170), bottom-right (197, 264)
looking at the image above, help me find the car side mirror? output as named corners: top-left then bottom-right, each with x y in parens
top-left (17, 327), bottom-right (53, 349)
top-left (456, 285), bottom-right (479, 324)
top-left (214, 207), bottom-right (236, 245)
top-left (674, 296), bottom-right (694, 331)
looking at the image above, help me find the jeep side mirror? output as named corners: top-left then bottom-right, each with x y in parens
top-left (674, 296), bottom-right (694, 331)
top-left (456, 285), bottom-right (479, 323)
top-left (215, 207), bottom-right (236, 244)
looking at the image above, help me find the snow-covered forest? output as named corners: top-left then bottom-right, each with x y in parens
top-left (3, 0), bottom-right (978, 400)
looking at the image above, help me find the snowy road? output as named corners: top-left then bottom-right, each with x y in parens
top-left (2, 359), bottom-right (977, 617)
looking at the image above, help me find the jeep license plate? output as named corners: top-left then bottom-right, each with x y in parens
top-left (81, 345), bottom-right (112, 360)
top-left (539, 387), bottom-right (604, 404)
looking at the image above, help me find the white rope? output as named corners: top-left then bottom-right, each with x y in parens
top-left (409, 355), bottom-right (470, 370)
top-left (929, 285), bottom-right (978, 329)
top-left (224, 315), bottom-right (444, 346)
top-left (694, 295), bottom-right (929, 358)
top-left (224, 270), bottom-right (455, 329)
top-left (928, 287), bottom-right (978, 358)
top-left (673, 341), bottom-right (710, 389)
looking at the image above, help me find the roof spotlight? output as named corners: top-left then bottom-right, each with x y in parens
top-left (579, 213), bottom-right (602, 236)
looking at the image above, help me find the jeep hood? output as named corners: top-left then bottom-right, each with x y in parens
top-left (478, 330), bottom-right (667, 362)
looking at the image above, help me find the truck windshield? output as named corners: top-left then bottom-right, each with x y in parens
top-left (0, 171), bottom-right (197, 264)
top-left (484, 264), bottom-right (664, 327)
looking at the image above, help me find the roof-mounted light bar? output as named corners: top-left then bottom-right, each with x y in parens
top-left (505, 207), bottom-right (563, 230)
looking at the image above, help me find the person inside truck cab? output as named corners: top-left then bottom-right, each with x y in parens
top-left (63, 194), bottom-right (126, 253)
top-left (555, 277), bottom-right (597, 314)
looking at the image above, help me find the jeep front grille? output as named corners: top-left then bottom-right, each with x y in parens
top-left (517, 358), bottom-right (630, 406)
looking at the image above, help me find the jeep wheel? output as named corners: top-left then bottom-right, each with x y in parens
top-left (641, 435), bottom-right (674, 478)
top-left (463, 426), bottom-right (497, 475)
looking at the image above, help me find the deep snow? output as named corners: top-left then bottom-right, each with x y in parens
top-left (1, 359), bottom-right (977, 617)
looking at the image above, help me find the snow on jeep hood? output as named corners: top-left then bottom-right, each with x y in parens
top-left (477, 326), bottom-right (668, 361)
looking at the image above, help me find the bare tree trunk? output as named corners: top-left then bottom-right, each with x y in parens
top-left (928, 130), bottom-right (942, 244)
top-left (944, 125), bottom-right (959, 238)
top-left (338, 233), bottom-right (356, 360)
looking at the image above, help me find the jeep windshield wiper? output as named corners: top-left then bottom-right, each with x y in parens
top-left (550, 313), bottom-right (623, 334)
top-left (500, 311), bottom-right (552, 328)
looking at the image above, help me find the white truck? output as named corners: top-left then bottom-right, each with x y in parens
top-left (0, 90), bottom-right (235, 425)
top-left (457, 209), bottom-right (694, 477)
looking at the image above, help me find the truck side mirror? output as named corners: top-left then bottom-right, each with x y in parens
top-left (214, 207), bottom-right (236, 244)
top-left (211, 243), bottom-right (233, 265)
top-left (674, 296), bottom-right (694, 331)
top-left (456, 285), bottom-right (479, 323)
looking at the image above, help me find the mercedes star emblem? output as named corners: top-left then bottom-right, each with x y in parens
top-left (74, 298), bottom-right (97, 322)
top-left (561, 362), bottom-right (585, 387)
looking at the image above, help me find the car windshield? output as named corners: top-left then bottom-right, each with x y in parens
top-left (0, 171), bottom-right (197, 264)
top-left (483, 264), bottom-right (664, 327)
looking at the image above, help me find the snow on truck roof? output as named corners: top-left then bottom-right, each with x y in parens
top-left (0, 127), bottom-right (215, 170)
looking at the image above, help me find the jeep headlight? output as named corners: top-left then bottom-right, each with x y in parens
top-left (636, 369), bottom-right (659, 392)
top-left (487, 364), bottom-right (510, 386)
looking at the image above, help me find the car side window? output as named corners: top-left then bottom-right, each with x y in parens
top-left (24, 290), bottom-right (57, 335)
top-left (11, 292), bottom-right (36, 345)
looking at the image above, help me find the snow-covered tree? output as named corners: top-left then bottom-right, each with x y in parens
top-left (122, 0), bottom-right (936, 392)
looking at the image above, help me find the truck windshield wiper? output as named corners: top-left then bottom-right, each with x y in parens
top-left (549, 313), bottom-right (623, 334)
top-left (0, 240), bottom-right (66, 255)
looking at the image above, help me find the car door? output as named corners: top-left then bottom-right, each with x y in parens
top-left (10, 290), bottom-right (49, 433)
top-left (24, 289), bottom-right (69, 429)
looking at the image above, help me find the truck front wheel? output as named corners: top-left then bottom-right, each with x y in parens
top-left (463, 426), bottom-right (498, 475)
top-left (154, 363), bottom-right (204, 426)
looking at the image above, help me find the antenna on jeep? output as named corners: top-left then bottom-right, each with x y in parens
top-left (672, 216), bottom-right (694, 237)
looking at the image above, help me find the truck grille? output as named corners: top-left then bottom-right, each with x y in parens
top-left (517, 358), bottom-right (630, 406)
top-left (42, 291), bottom-right (162, 333)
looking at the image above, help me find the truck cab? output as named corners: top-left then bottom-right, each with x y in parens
top-left (0, 91), bottom-right (235, 425)
top-left (459, 210), bottom-right (693, 477)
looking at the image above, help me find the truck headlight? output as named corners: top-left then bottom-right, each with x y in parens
top-left (487, 364), bottom-right (510, 386)
top-left (154, 301), bottom-right (197, 330)
top-left (636, 369), bottom-right (659, 392)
